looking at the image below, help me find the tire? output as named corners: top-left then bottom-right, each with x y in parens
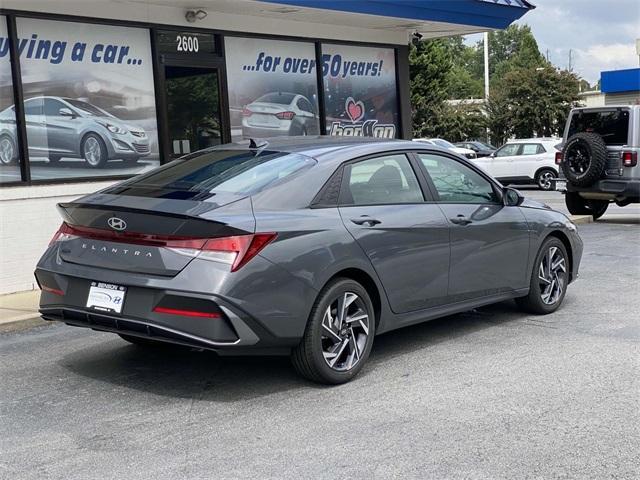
top-left (516, 237), bottom-right (569, 315)
top-left (81, 133), bottom-right (108, 168)
top-left (291, 278), bottom-right (376, 384)
top-left (565, 192), bottom-right (609, 220)
top-left (0, 135), bottom-right (16, 165)
top-left (561, 132), bottom-right (607, 187)
top-left (535, 168), bottom-right (557, 191)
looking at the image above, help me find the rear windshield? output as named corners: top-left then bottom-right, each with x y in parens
top-left (106, 150), bottom-right (315, 200)
top-left (567, 110), bottom-right (630, 145)
top-left (255, 92), bottom-right (295, 105)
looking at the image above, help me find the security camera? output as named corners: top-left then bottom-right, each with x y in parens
top-left (411, 31), bottom-right (423, 46)
top-left (185, 9), bottom-right (207, 23)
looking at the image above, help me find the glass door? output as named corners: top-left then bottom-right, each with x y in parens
top-left (164, 65), bottom-right (223, 159)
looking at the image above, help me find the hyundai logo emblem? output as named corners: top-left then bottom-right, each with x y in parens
top-left (107, 217), bottom-right (127, 231)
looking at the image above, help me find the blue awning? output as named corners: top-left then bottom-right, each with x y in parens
top-left (601, 68), bottom-right (640, 94)
top-left (260, 0), bottom-right (535, 30)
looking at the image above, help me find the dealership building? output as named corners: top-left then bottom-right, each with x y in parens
top-left (0, 0), bottom-right (532, 294)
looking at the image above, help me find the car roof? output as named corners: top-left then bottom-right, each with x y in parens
top-left (505, 138), bottom-right (560, 144)
top-left (206, 136), bottom-right (452, 163)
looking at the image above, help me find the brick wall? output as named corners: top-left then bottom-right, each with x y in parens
top-left (0, 182), bottom-right (115, 295)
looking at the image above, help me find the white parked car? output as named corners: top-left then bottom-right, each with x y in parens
top-left (413, 138), bottom-right (477, 159)
top-left (473, 138), bottom-right (561, 190)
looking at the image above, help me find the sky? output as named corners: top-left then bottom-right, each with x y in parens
top-left (468, 0), bottom-right (640, 85)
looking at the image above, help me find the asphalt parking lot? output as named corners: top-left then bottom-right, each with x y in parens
top-left (1, 189), bottom-right (638, 480)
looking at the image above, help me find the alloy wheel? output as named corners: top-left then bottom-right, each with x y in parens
top-left (566, 143), bottom-right (591, 176)
top-left (0, 137), bottom-right (14, 164)
top-left (83, 137), bottom-right (102, 166)
top-left (321, 292), bottom-right (370, 372)
top-left (538, 246), bottom-right (567, 305)
top-left (538, 171), bottom-right (555, 190)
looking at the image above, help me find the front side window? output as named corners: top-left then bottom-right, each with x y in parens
top-left (418, 153), bottom-right (499, 204)
top-left (496, 144), bottom-right (520, 157)
top-left (342, 154), bottom-right (423, 206)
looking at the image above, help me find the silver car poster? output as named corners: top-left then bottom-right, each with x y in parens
top-left (225, 37), bottom-right (398, 142)
top-left (0, 17), bottom-right (159, 180)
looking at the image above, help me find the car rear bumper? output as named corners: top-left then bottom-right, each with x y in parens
top-left (566, 179), bottom-right (640, 200)
top-left (34, 261), bottom-right (312, 354)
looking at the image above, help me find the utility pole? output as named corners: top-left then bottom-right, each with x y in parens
top-left (484, 31), bottom-right (490, 100)
top-left (484, 31), bottom-right (490, 144)
top-left (568, 49), bottom-right (573, 72)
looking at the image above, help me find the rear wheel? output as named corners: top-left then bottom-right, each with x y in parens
top-left (565, 191), bottom-right (608, 220)
top-left (291, 278), bottom-right (375, 384)
top-left (516, 237), bottom-right (569, 314)
top-left (535, 168), bottom-right (557, 191)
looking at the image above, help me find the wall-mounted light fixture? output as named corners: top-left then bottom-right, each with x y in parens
top-left (185, 9), bottom-right (208, 23)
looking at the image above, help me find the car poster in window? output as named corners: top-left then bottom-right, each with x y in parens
top-left (0, 16), bottom-right (22, 182)
top-left (322, 44), bottom-right (398, 139)
top-left (14, 18), bottom-right (159, 180)
top-left (225, 37), bottom-right (320, 143)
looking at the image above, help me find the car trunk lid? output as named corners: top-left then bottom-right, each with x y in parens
top-left (54, 194), bottom-right (255, 276)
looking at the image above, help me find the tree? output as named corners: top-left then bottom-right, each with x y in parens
top-left (409, 39), bottom-right (453, 137)
top-left (489, 66), bottom-right (580, 141)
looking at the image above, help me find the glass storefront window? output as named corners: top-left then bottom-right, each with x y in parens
top-left (322, 44), bottom-right (398, 138)
top-left (16, 18), bottom-right (160, 180)
top-left (0, 16), bottom-right (22, 183)
top-left (225, 37), bottom-right (320, 143)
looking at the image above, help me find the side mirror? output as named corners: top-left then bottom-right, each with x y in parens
top-left (59, 108), bottom-right (75, 118)
top-left (503, 187), bottom-right (524, 207)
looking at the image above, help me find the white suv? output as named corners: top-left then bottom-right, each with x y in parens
top-left (473, 138), bottom-right (561, 190)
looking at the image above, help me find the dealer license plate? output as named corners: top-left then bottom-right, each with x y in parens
top-left (86, 282), bottom-right (126, 314)
top-left (555, 180), bottom-right (567, 192)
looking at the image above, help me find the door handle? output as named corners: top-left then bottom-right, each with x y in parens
top-left (449, 215), bottom-right (472, 225)
top-left (351, 217), bottom-right (381, 226)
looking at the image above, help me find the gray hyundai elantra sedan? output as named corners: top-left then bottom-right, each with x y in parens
top-left (35, 137), bottom-right (583, 384)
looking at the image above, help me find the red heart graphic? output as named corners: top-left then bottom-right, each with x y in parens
top-left (345, 97), bottom-right (365, 122)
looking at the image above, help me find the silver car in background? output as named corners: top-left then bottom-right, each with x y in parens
top-left (241, 92), bottom-right (320, 138)
top-left (0, 96), bottom-right (150, 168)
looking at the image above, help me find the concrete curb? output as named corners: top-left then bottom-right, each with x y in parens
top-left (569, 215), bottom-right (593, 225)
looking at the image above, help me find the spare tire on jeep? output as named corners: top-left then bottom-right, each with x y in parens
top-left (561, 132), bottom-right (608, 187)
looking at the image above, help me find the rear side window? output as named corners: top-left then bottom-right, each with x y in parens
top-left (521, 144), bottom-right (540, 155)
top-left (568, 110), bottom-right (630, 145)
top-left (341, 154), bottom-right (424, 205)
top-left (107, 150), bottom-right (315, 199)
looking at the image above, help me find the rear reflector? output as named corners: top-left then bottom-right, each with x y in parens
top-left (555, 152), bottom-right (563, 165)
top-left (49, 222), bottom-right (276, 272)
top-left (41, 285), bottom-right (64, 296)
top-left (153, 306), bottom-right (221, 318)
top-left (622, 151), bottom-right (637, 167)
top-left (242, 107), bottom-right (253, 117)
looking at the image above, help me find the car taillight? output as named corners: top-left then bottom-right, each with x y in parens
top-left (242, 107), bottom-right (253, 117)
top-left (50, 223), bottom-right (276, 272)
top-left (49, 223), bottom-right (78, 246)
top-left (555, 152), bottom-right (563, 165)
top-left (198, 233), bottom-right (277, 272)
top-left (275, 111), bottom-right (295, 120)
top-left (622, 151), bottom-right (637, 167)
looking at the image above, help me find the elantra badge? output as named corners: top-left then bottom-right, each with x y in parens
top-left (107, 217), bottom-right (127, 231)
